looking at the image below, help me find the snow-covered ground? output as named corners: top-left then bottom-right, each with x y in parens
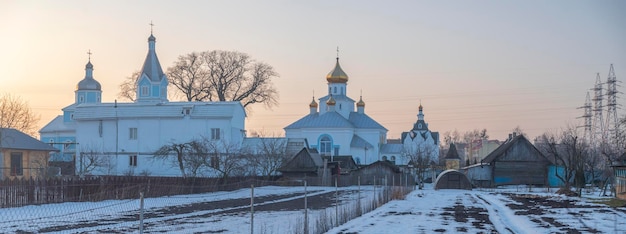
top-left (1, 184), bottom-right (625, 233)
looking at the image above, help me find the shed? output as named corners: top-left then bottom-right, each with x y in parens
top-left (482, 134), bottom-right (551, 186)
top-left (434, 169), bottom-right (472, 190)
top-left (278, 147), bottom-right (325, 178)
top-left (322, 155), bottom-right (358, 175)
top-left (354, 160), bottom-right (405, 185)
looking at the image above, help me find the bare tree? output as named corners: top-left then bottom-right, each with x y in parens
top-left (537, 126), bottom-right (588, 192)
top-left (117, 71), bottom-right (140, 102)
top-left (403, 142), bottom-right (437, 189)
top-left (247, 137), bottom-right (287, 179)
top-left (154, 142), bottom-right (191, 177)
top-left (77, 144), bottom-right (110, 176)
top-left (166, 50), bottom-right (279, 109)
top-left (202, 138), bottom-right (245, 181)
top-left (166, 52), bottom-right (212, 101)
top-left (0, 93), bottom-right (40, 136)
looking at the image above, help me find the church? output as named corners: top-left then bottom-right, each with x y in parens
top-left (40, 30), bottom-right (440, 177)
top-left (284, 58), bottom-right (439, 166)
top-left (40, 32), bottom-right (245, 176)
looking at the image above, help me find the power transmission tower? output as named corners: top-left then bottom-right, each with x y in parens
top-left (591, 73), bottom-right (604, 149)
top-left (605, 64), bottom-right (620, 144)
top-left (578, 92), bottom-right (592, 143)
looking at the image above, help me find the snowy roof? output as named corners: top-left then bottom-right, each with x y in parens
top-left (380, 143), bottom-right (403, 154)
top-left (72, 101), bottom-right (245, 120)
top-left (350, 134), bottom-right (374, 148)
top-left (1, 128), bottom-right (58, 151)
top-left (39, 115), bottom-right (76, 134)
top-left (284, 111), bottom-right (354, 129)
top-left (284, 111), bottom-right (386, 130)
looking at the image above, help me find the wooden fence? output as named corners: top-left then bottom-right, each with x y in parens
top-left (0, 176), bottom-right (280, 208)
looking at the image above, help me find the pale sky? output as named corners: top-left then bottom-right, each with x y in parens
top-left (1, 0), bottom-right (625, 141)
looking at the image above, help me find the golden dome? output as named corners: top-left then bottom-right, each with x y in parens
top-left (326, 58), bottom-right (349, 83)
top-left (326, 96), bottom-right (336, 105)
top-left (356, 96), bottom-right (365, 107)
top-left (309, 97), bottom-right (318, 108)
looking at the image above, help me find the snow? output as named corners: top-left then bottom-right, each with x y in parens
top-left (1, 185), bottom-right (625, 233)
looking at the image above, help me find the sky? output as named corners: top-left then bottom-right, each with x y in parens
top-left (1, 0), bottom-right (625, 141)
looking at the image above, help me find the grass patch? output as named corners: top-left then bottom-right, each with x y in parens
top-left (589, 198), bottom-right (626, 207)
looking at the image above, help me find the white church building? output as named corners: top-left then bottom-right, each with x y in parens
top-left (40, 30), bottom-right (440, 177)
top-left (40, 32), bottom-right (245, 176)
top-left (284, 57), bottom-right (440, 166)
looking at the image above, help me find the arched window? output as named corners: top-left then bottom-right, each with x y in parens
top-left (319, 136), bottom-right (332, 156)
top-left (333, 87), bottom-right (337, 94)
top-left (382, 156), bottom-right (388, 161)
top-left (390, 156), bottom-right (396, 162)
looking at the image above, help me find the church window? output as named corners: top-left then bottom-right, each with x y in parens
top-left (211, 128), bottom-right (221, 140)
top-left (382, 156), bottom-right (388, 161)
top-left (129, 155), bottom-right (138, 167)
top-left (341, 87), bottom-right (344, 94)
top-left (333, 87), bottom-right (337, 94)
top-left (339, 104), bottom-right (342, 110)
top-left (390, 156), bottom-right (396, 162)
top-left (319, 136), bottom-right (332, 156)
top-left (418, 123), bottom-right (422, 129)
top-left (79, 96), bottom-right (84, 103)
top-left (141, 86), bottom-right (149, 96)
top-left (129, 128), bottom-right (138, 140)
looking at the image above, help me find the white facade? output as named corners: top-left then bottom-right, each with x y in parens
top-left (73, 102), bottom-right (245, 176)
top-left (401, 105), bottom-right (440, 165)
top-left (40, 32), bottom-right (246, 176)
top-left (284, 58), bottom-right (388, 165)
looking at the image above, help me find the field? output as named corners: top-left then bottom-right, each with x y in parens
top-left (1, 185), bottom-right (625, 233)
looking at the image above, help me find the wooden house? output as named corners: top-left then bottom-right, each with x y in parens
top-left (479, 133), bottom-right (551, 187)
top-left (613, 152), bottom-right (626, 200)
top-left (322, 155), bottom-right (358, 175)
top-left (1, 128), bottom-right (59, 179)
top-left (278, 147), bottom-right (330, 184)
top-left (353, 160), bottom-right (406, 186)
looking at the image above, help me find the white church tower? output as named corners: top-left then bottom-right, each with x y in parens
top-left (135, 32), bottom-right (168, 103)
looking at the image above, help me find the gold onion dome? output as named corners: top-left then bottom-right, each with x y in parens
top-left (326, 96), bottom-right (336, 105)
top-left (357, 96), bottom-right (365, 107)
top-left (326, 58), bottom-right (349, 83)
top-left (309, 97), bottom-right (318, 108)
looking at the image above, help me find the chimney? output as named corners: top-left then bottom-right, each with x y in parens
top-left (508, 134), bottom-right (512, 141)
top-left (512, 132), bottom-right (517, 138)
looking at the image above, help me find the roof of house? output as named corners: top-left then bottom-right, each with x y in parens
top-left (445, 143), bottom-right (460, 159)
top-left (380, 143), bottom-right (403, 154)
top-left (278, 147), bottom-right (324, 172)
top-left (350, 134), bottom-right (374, 148)
top-left (481, 134), bottom-right (548, 164)
top-left (322, 155), bottom-right (358, 170)
top-left (72, 101), bottom-right (245, 120)
top-left (357, 160), bottom-right (401, 173)
top-left (39, 115), bottom-right (76, 134)
top-left (1, 128), bottom-right (59, 151)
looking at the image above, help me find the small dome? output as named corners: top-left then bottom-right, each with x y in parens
top-left (326, 58), bottom-right (348, 83)
top-left (326, 96), bottom-right (336, 105)
top-left (76, 61), bottom-right (101, 91)
top-left (148, 34), bottom-right (156, 42)
top-left (309, 97), bottom-right (318, 108)
top-left (357, 96), bottom-right (365, 107)
top-left (419, 104), bottom-right (423, 111)
top-left (77, 78), bottom-right (101, 90)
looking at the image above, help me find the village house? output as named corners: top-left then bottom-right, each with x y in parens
top-left (1, 128), bottom-right (58, 179)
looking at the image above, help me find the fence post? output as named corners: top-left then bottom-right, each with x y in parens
top-left (250, 184), bottom-right (254, 234)
top-left (304, 180), bottom-right (308, 234)
top-left (139, 192), bottom-right (144, 234)
top-left (335, 177), bottom-right (338, 227)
